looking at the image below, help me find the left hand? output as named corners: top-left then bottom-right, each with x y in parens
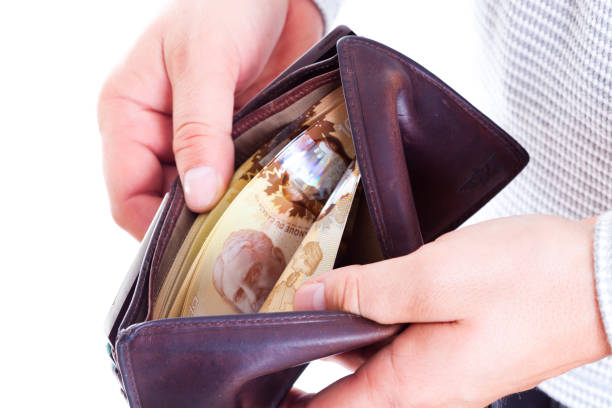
top-left (289, 215), bottom-right (612, 407)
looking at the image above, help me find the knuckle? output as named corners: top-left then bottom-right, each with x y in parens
top-left (98, 74), bottom-right (118, 103)
top-left (97, 81), bottom-right (112, 110)
top-left (334, 266), bottom-right (366, 316)
top-left (165, 36), bottom-right (237, 82)
top-left (173, 121), bottom-right (226, 156)
top-left (413, 240), bottom-right (438, 262)
top-left (110, 203), bottom-right (128, 230)
top-left (164, 39), bottom-right (191, 78)
top-left (97, 78), bottom-right (118, 130)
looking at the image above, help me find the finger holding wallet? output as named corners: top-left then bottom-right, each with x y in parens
top-left (291, 215), bottom-right (612, 407)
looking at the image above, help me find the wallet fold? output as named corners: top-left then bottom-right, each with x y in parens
top-left (106, 26), bottom-right (529, 408)
top-left (338, 36), bottom-right (528, 257)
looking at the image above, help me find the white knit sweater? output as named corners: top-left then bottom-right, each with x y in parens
top-left (314, 1), bottom-right (612, 407)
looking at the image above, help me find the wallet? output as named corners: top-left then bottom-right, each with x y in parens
top-left (105, 26), bottom-right (529, 408)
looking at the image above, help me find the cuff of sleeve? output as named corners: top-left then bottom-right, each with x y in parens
top-left (594, 211), bottom-right (612, 347)
top-left (312, 0), bottom-right (344, 32)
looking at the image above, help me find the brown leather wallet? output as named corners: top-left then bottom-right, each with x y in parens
top-left (105, 26), bottom-right (529, 408)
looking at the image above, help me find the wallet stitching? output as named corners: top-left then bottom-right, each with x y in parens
top-left (120, 341), bottom-right (143, 408)
top-left (232, 70), bottom-right (340, 137)
top-left (236, 57), bottom-right (339, 121)
top-left (234, 73), bottom-right (340, 137)
top-left (341, 42), bottom-right (392, 256)
top-left (120, 182), bottom-right (178, 331)
top-left (125, 313), bottom-right (359, 338)
top-left (118, 313), bottom-right (390, 406)
top-left (352, 38), bottom-right (526, 169)
top-left (231, 73), bottom-right (337, 163)
top-left (148, 190), bottom-right (185, 313)
top-left (274, 57), bottom-right (338, 93)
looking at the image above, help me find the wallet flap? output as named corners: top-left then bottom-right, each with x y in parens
top-left (338, 36), bottom-right (529, 258)
top-left (105, 192), bottom-right (171, 344)
top-left (115, 181), bottom-right (186, 338)
top-left (117, 312), bottom-right (398, 408)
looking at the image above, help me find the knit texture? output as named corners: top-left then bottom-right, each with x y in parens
top-left (474, 1), bottom-right (612, 407)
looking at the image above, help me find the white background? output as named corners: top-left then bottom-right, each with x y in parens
top-left (0, 1), bottom-right (480, 406)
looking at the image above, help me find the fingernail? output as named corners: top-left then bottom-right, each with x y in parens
top-left (294, 283), bottom-right (325, 311)
top-left (184, 166), bottom-right (219, 211)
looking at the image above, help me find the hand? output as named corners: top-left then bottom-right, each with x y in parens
top-left (291, 215), bottom-right (612, 407)
top-left (98, 0), bottom-right (323, 239)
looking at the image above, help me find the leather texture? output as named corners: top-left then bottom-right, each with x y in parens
top-left (105, 194), bottom-right (171, 345)
top-left (338, 36), bottom-right (528, 258)
top-left (107, 26), bottom-right (529, 407)
top-left (117, 312), bottom-right (399, 408)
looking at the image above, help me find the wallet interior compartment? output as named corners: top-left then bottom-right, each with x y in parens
top-left (334, 188), bottom-right (384, 268)
top-left (144, 72), bottom-right (352, 320)
top-left (144, 77), bottom-right (388, 319)
top-left (145, 201), bottom-right (197, 321)
top-left (232, 69), bottom-right (340, 165)
top-left (233, 54), bottom-right (339, 123)
top-left (145, 182), bottom-right (383, 322)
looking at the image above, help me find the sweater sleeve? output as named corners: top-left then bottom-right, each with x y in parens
top-left (595, 211), bottom-right (612, 347)
top-left (312, 0), bottom-right (345, 32)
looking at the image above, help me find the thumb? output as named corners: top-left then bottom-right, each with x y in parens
top-left (167, 48), bottom-right (237, 212)
top-left (293, 252), bottom-right (459, 324)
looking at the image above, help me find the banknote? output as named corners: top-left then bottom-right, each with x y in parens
top-left (153, 131), bottom-right (289, 319)
top-left (162, 135), bottom-right (290, 318)
top-left (180, 101), bottom-right (355, 317)
top-left (259, 161), bottom-right (361, 313)
top-left (152, 87), bottom-right (347, 319)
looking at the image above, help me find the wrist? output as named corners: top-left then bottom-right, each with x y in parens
top-left (551, 217), bottom-right (611, 367)
top-left (593, 212), bottom-right (612, 355)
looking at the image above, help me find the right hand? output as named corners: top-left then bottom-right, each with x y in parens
top-left (98, 0), bottom-right (323, 239)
